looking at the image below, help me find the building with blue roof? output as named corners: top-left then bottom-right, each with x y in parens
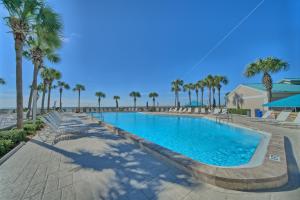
top-left (226, 78), bottom-right (300, 116)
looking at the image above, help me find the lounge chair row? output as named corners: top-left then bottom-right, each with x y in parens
top-left (168, 107), bottom-right (228, 115)
top-left (41, 112), bottom-right (89, 143)
top-left (252, 110), bottom-right (300, 126)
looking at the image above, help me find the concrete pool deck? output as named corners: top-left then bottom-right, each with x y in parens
top-left (0, 112), bottom-right (299, 200)
top-left (98, 113), bottom-right (287, 190)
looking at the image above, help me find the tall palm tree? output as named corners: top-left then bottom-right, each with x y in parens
top-left (0, 78), bottom-right (5, 85)
top-left (57, 81), bottom-right (70, 111)
top-left (41, 68), bottom-right (61, 112)
top-left (171, 79), bottom-right (184, 107)
top-left (211, 77), bottom-right (217, 108)
top-left (73, 84), bottom-right (85, 112)
top-left (2, 0), bottom-right (42, 128)
top-left (214, 75), bottom-right (229, 108)
top-left (95, 92), bottom-right (105, 112)
top-left (204, 75), bottom-right (214, 109)
top-left (40, 74), bottom-right (48, 114)
top-left (183, 83), bottom-right (194, 106)
top-left (25, 5), bottom-right (62, 118)
top-left (148, 92), bottom-right (159, 107)
top-left (36, 82), bottom-right (44, 101)
top-left (197, 80), bottom-right (206, 107)
top-left (194, 82), bottom-right (199, 106)
top-left (113, 96), bottom-right (120, 109)
top-left (129, 91), bottom-right (141, 108)
top-left (245, 57), bottom-right (288, 103)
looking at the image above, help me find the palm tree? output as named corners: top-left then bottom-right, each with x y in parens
top-left (245, 57), bottom-right (288, 103)
top-left (40, 68), bottom-right (61, 112)
top-left (40, 74), bottom-right (48, 114)
top-left (95, 92), bottom-right (106, 112)
top-left (197, 80), bottom-right (206, 107)
top-left (113, 96), bottom-right (120, 109)
top-left (2, 0), bottom-right (42, 128)
top-left (129, 91), bottom-right (141, 108)
top-left (25, 5), bottom-right (62, 118)
top-left (194, 82), bottom-right (199, 106)
top-left (57, 81), bottom-right (70, 111)
top-left (73, 84), bottom-right (85, 112)
top-left (214, 75), bottom-right (229, 108)
top-left (171, 79), bottom-right (184, 107)
top-left (0, 78), bottom-right (5, 85)
top-left (204, 75), bottom-right (214, 109)
top-left (211, 77), bottom-right (217, 108)
top-left (148, 92), bottom-right (159, 107)
top-left (183, 83), bottom-right (194, 106)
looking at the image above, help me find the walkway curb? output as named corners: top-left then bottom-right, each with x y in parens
top-left (0, 141), bottom-right (25, 166)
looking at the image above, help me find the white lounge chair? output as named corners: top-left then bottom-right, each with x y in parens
top-left (213, 108), bottom-right (221, 115)
top-left (251, 110), bottom-right (273, 121)
top-left (200, 108), bottom-right (206, 114)
top-left (186, 107), bottom-right (192, 113)
top-left (280, 112), bottom-right (300, 126)
top-left (177, 108), bottom-right (183, 113)
top-left (194, 108), bottom-right (199, 114)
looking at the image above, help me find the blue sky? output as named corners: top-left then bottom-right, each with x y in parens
top-left (0, 0), bottom-right (299, 108)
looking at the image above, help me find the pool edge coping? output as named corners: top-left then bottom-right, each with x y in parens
top-left (92, 113), bottom-right (288, 191)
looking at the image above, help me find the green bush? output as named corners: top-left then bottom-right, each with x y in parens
top-left (24, 119), bottom-right (44, 132)
top-left (0, 129), bottom-right (27, 143)
top-left (23, 124), bottom-right (37, 135)
top-left (0, 139), bottom-right (14, 157)
top-left (228, 108), bottom-right (250, 116)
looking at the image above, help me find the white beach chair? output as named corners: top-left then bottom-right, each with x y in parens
top-left (200, 108), bottom-right (206, 114)
top-left (280, 112), bottom-right (300, 126)
top-left (213, 108), bottom-right (221, 115)
top-left (181, 108), bottom-right (187, 113)
top-left (186, 107), bottom-right (192, 113)
top-left (275, 111), bottom-right (291, 122)
top-left (194, 108), bottom-right (199, 114)
top-left (251, 110), bottom-right (273, 121)
top-left (177, 108), bottom-right (183, 113)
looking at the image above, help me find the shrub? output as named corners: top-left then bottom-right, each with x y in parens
top-left (23, 124), bottom-right (37, 135)
top-left (228, 108), bottom-right (250, 116)
top-left (0, 139), bottom-right (14, 157)
top-left (0, 129), bottom-right (27, 143)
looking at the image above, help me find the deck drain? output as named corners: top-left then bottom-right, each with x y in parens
top-left (269, 154), bottom-right (280, 162)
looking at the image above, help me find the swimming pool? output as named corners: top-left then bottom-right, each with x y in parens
top-left (92, 112), bottom-right (264, 167)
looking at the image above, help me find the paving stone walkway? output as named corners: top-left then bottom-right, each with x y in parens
top-left (0, 113), bottom-right (299, 200)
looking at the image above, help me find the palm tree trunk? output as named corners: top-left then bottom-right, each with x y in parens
top-left (208, 87), bottom-right (211, 109)
top-left (27, 61), bottom-right (40, 118)
top-left (41, 83), bottom-right (46, 114)
top-left (98, 98), bottom-right (100, 112)
top-left (176, 92), bottom-right (180, 107)
top-left (15, 37), bottom-right (24, 128)
top-left (174, 93), bottom-right (177, 107)
top-left (134, 98), bottom-right (136, 108)
top-left (47, 83), bottom-right (52, 112)
top-left (196, 90), bottom-right (199, 107)
top-left (153, 98), bottom-right (155, 107)
top-left (78, 90), bottom-right (81, 111)
top-left (116, 100), bottom-right (118, 108)
top-left (59, 89), bottom-right (62, 111)
top-left (201, 89), bottom-right (204, 107)
top-left (212, 87), bottom-right (216, 106)
top-left (218, 87), bottom-right (221, 108)
top-left (188, 91), bottom-right (191, 106)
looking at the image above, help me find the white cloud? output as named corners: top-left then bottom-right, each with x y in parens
top-left (61, 32), bottom-right (81, 43)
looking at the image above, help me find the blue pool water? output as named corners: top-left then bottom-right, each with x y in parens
top-left (92, 112), bottom-right (262, 166)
